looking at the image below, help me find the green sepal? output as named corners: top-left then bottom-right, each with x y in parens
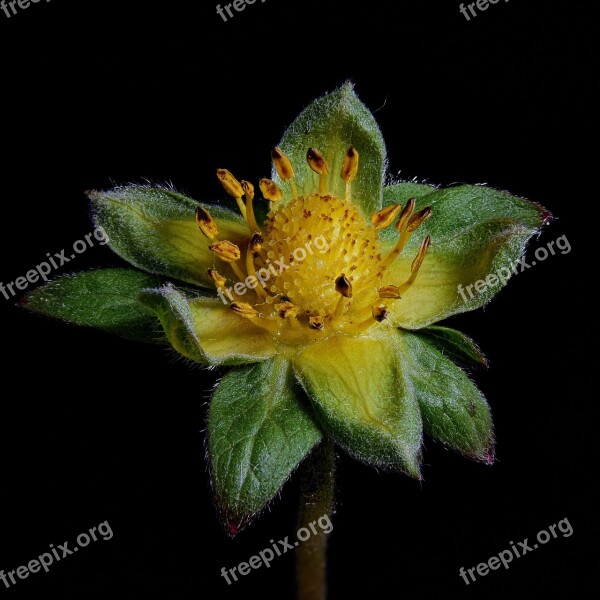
top-left (208, 357), bottom-right (322, 534)
top-left (275, 83), bottom-right (387, 216)
top-left (23, 268), bottom-right (163, 343)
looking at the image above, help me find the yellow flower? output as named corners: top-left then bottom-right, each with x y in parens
top-left (24, 84), bottom-right (551, 531)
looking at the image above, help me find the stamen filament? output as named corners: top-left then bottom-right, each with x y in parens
top-left (307, 148), bottom-right (329, 195)
top-left (217, 168), bottom-right (247, 219)
top-left (235, 197), bottom-right (247, 220)
top-left (230, 261), bottom-right (247, 283)
top-left (290, 179), bottom-right (299, 200)
top-left (349, 305), bottom-right (389, 333)
top-left (334, 295), bottom-right (347, 318)
top-left (246, 233), bottom-right (268, 299)
top-left (380, 199), bottom-right (417, 269)
top-left (341, 147), bottom-right (359, 203)
top-left (397, 236), bottom-right (431, 295)
top-left (242, 180), bottom-right (260, 233)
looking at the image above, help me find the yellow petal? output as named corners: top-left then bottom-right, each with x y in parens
top-left (382, 221), bottom-right (533, 328)
top-left (189, 297), bottom-right (277, 364)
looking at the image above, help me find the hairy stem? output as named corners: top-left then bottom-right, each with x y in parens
top-left (296, 438), bottom-right (335, 600)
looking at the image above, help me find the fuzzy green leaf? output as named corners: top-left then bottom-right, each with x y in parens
top-left (89, 185), bottom-right (248, 287)
top-left (398, 330), bottom-right (494, 463)
top-left (23, 269), bottom-right (163, 343)
top-left (416, 325), bottom-right (488, 368)
top-left (275, 82), bottom-right (387, 216)
top-left (208, 357), bottom-right (322, 533)
top-left (384, 184), bottom-right (550, 256)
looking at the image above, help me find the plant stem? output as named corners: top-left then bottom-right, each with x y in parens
top-left (296, 438), bottom-right (335, 600)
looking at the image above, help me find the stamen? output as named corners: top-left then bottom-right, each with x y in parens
top-left (371, 204), bottom-right (402, 231)
top-left (335, 273), bottom-right (353, 298)
top-left (209, 240), bottom-right (241, 262)
top-left (216, 168), bottom-right (246, 219)
top-left (246, 232), bottom-right (268, 299)
top-left (378, 285), bottom-right (401, 299)
top-left (350, 304), bottom-right (389, 333)
top-left (275, 301), bottom-right (300, 327)
top-left (272, 147), bottom-right (298, 199)
top-left (241, 180), bottom-right (260, 233)
top-left (207, 268), bottom-right (227, 291)
top-left (230, 302), bottom-right (279, 333)
top-left (259, 178), bottom-right (283, 202)
top-left (372, 305), bottom-right (389, 322)
top-left (309, 315), bottom-right (325, 331)
top-left (307, 148), bottom-right (329, 194)
top-left (341, 147), bottom-right (359, 202)
top-left (210, 240), bottom-right (246, 282)
top-left (381, 199), bottom-right (419, 269)
top-left (407, 207), bottom-right (433, 233)
top-left (195, 206), bottom-right (219, 240)
top-left (397, 236), bottom-right (431, 295)
top-left (230, 302), bottom-right (257, 317)
top-left (395, 198), bottom-right (416, 233)
top-left (334, 273), bottom-right (352, 318)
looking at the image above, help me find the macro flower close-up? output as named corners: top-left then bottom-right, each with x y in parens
top-left (23, 83), bottom-right (551, 598)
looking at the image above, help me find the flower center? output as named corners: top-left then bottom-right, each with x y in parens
top-left (202, 146), bottom-right (432, 345)
top-left (259, 193), bottom-right (383, 324)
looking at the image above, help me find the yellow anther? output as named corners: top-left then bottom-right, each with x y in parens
top-left (272, 146), bottom-right (298, 199)
top-left (230, 302), bottom-right (258, 317)
top-left (195, 206), bottom-right (219, 240)
top-left (407, 207), bottom-right (433, 233)
top-left (395, 198), bottom-right (416, 233)
top-left (335, 274), bottom-right (353, 298)
top-left (249, 232), bottom-right (263, 251)
top-left (372, 305), bottom-right (389, 323)
top-left (371, 204), bottom-right (402, 231)
top-left (217, 168), bottom-right (246, 218)
top-left (397, 236), bottom-right (432, 295)
top-left (216, 169), bottom-right (244, 199)
top-left (259, 178), bottom-right (283, 202)
top-left (207, 268), bottom-right (227, 289)
top-left (209, 240), bottom-right (241, 262)
top-left (411, 235), bottom-right (431, 272)
top-left (378, 285), bottom-right (401, 299)
top-left (275, 301), bottom-right (299, 319)
top-left (309, 315), bottom-right (325, 331)
top-left (271, 147), bottom-right (295, 181)
top-left (341, 147), bottom-right (359, 183)
top-left (230, 302), bottom-right (279, 333)
top-left (307, 148), bottom-right (329, 175)
top-left (241, 180), bottom-right (255, 198)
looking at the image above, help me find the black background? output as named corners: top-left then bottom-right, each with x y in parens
top-left (0, 0), bottom-right (595, 598)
